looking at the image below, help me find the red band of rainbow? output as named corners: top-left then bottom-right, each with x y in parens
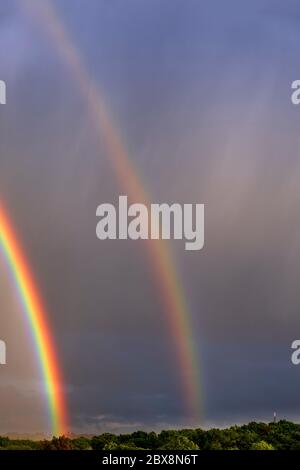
top-left (0, 203), bottom-right (68, 436)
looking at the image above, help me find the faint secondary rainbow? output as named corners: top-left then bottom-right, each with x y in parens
top-left (0, 203), bottom-right (68, 436)
top-left (22, 0), bottom-right (202, 422)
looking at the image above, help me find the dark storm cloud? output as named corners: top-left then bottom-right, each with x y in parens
top-left (1, 0), bottom-right (300, 433)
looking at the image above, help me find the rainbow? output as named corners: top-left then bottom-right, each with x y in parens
top-left (0, 203), bottom-right (68, 436)
top-left (21, 0), bottom-right (202, 424)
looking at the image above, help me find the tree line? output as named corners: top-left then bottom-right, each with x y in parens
top-left (0, 420), bottom-right (300, 450)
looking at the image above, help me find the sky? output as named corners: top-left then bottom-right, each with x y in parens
top-left (1, 0), bottom-right (300, 435)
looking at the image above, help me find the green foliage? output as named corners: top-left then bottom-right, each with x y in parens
top-left (0, 437), bottom-right (40, 450)
top-left (2, 444), bottom-right (35, 450)
top-left (72, 436), bottom-right (92, 450)
top-left (0, 437), bottom-right (10, 448)
top-left (104, 441), bottom-right (146, 450)
top-left (129, 431), bottom-right (158, 449)
top-left (91, 433), bottom-right (117, 450)
top-left (40, 436), bottom-right (75, 450)
top-left (159, 436), bottom-right (199, 450)
top-left (250, 440), bottom-right (275, 450)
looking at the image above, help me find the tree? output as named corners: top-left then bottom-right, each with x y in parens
top-left (130, 431), bottom-right (158, 449)
top-left (91, 433), bottom-right (117, 450)
top-left (159, 436), bottom-right (199, 450)
top-left (104, 441), bottom-right (146, 450)
top-left (41, 436), bottom-right (75, 450)
top-left (0, 437), bottom-right (10, 449)
top-left (72, 437), bottom-right (92, 450)
top-left (250, 440), bottom-right (275, 450)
